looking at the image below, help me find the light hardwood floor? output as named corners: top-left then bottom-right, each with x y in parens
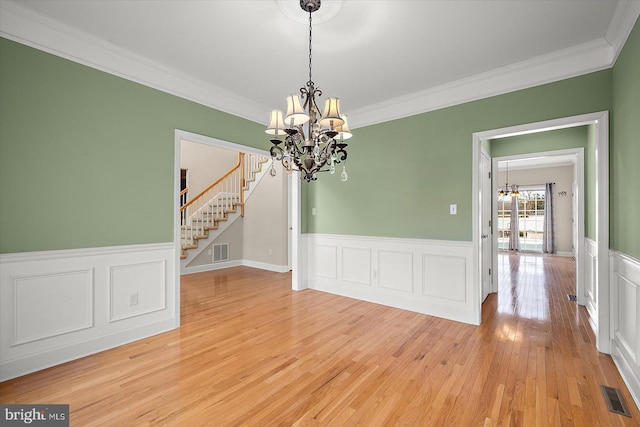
top-left (1, 253), bottom-right (638, 426)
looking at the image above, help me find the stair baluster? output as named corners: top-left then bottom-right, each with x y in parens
top-left (179, 153), bottom-right (269, 259)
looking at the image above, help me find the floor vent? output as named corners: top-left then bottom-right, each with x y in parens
top-left (213, 243), bottom-right (229, 263)
top-left (567, 294), bottom-right (577, 301)
top-left (600, 385), bottom-right (631, 417)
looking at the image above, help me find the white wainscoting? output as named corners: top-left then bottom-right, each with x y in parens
top-left (0, 243), bottom-right (176, 381)
top-left (585, 238), bottom-right (598, 333)
top-left (306, 234), bottom-right (476, 324)
top-left (610, 250), bottom-right (640, 409)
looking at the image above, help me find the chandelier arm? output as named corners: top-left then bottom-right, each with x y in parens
top-left (288, 136), bottom-right (305, 158)
top-left (270, 145), bottom-right (284, 160)
top-left (318, 139), bottom-right (333, 158)
top-left (292, 156), bottom-right (306, 173)
top-left (334, 143), bottom-right (348, 162)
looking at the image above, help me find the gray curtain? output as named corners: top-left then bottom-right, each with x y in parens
top-left (543, 182), bottom-right (555, 254)
top-left (509, 194), bottom-right (520, 251)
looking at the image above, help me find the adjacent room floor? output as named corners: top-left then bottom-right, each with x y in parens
top-left (1, 254), bottom-right (638, 425)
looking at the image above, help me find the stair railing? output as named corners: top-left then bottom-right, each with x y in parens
top-left (178, 152), bottom-right (270, 253)
top-left (244, 153), bottom-right (264, 186)
top-left (179, 187), bottom-right (189, 206)
top-left (180, 153), bottom-right (244, 249)
top-left (179, 187), bottom-right (189, 223)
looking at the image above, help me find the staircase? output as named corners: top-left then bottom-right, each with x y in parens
top-left (179, 152), bottom-right (270, 263)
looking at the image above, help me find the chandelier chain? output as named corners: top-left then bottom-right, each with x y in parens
top-left (308, 10), bottom-right (313, 85)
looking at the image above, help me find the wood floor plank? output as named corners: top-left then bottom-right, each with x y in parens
top-left (1, 254), bottom-right (639, 426)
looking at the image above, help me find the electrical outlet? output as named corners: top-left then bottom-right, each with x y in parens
top-left (129, 293), bottom-right (138, 306)
top-left (268, 249), bottom-right (273, 255)
top-left (312, 207), bottom-right (317, 216)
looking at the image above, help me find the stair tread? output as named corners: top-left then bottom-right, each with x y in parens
top-left (181, 157), bottom-right (268, 260)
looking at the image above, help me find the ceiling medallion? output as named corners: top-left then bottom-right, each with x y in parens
top-left (277, 0), bottom-right (343, 25)
top-left (266, 0), bottom-right (352, 182)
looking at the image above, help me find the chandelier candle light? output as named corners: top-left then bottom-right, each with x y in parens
top-left (266, 0), bottom-right (352, 182)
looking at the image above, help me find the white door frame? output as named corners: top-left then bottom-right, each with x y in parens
top-left (173, 129), bottom-right (301, 326)
top-left (480, 147), bottom-right (492, 302)
top-left (472, 111), bottom-right (610, 353)
top-left (289, 170), bottom-right (305, 291)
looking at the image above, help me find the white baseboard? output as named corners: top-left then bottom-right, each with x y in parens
top-left (305, 233), bottom-right (476, 325)
top-left (183, 260), bottom-right (243, 275)
top-left (1, 319), bottom-right (175, 382)
top-left (0, 243), bottom-right (176, 381)
top-left (242, 260), bottom-right (290, 273)
top-left (610, 250), bottom-right (640, 410)
top-left (612, 340), bottom-right (640, 411)
top-left (556, 251), bottom-right (574, 257)
top-left (182, 259), bottom-right (289, 275)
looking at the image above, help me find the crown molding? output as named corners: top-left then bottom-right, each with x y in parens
top-left (606, 0), bottom-right (640, 63)
top-left (0, 0), bottom-right (268, 125)
top-left (1, 0), bottom-right (637, 130)
top-left (348, 38), bottom-right (614, 129)
top-left (349, 3), bottom-right (638, 129)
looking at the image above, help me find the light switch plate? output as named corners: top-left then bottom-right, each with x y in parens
top-left (450, 204), bottom-right (457, 215)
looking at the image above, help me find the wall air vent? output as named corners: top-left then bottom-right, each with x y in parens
top-left (213, 243), bottom-right (229, 263)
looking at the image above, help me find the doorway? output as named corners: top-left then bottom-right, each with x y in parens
top-left (172, 129), bottom-right (301, 327)
top-left (495, 153), bottom-right (579, 257)
top-left (472, 111), bottom-right (610, 353)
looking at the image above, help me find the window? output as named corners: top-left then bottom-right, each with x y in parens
top-left (497, 188), bottom-right (545, 252)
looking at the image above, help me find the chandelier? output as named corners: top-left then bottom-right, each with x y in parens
top-left (498, 162), bottom-right (520, 197)
top-left (265, 0), bottom-right (352, 183)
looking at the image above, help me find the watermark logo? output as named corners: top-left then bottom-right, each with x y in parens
top-left (1, 405), bottom-right (69, 426)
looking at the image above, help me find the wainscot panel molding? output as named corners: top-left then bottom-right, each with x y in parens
top-left (0, 243), bottom-right (176, 381)
top-left (610, 250), bottom-right (640, 409)
top-left (305, 234), bottom-right (475, 324)
top-left (585, 238), bottom-right (598, 333)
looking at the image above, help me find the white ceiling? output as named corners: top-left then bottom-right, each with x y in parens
top-left (1, 0), bottom-right (638, 128)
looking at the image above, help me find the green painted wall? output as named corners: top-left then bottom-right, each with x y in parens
top-left (612, 18), bottom-right (640, 259)
top-left (2, 22), bottom-right (637, 256)
top-left (306, 70), bottom-right (612, 240)
top-left (489, 126), bottom-right (595, 239)
top-left (0, 38), bottom-right (266, 253)
top-left (490, 126), bottom-right (587, 157)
